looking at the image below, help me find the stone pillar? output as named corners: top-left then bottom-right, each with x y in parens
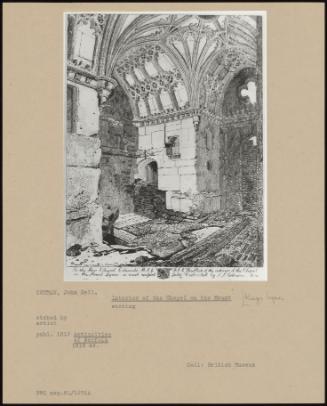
top-left (143, 96), bottom-right (151, 116)
top-left (97, 82), bottom-right (138, 239)
top-left (192, 114), bottom-right (222, 214)
top-left (65, 76), bottom-right (116, 249)
top-left (169, 88), bottom-right (179, 110)
top-left (134, 99), bottom-right (141, 118)
top-left (155, 93), bottom-right (164, 111)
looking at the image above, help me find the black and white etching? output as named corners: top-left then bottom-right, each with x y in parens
top-left (64, 12), bottom-right (267, 281)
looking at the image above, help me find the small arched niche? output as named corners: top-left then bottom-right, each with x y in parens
top-left (145, 161), bottom-right (158, 187)
top-left (137, 158), bottom-right (159, 188)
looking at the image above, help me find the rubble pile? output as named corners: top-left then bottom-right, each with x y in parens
top-left (66, 210), bottom-right (261, 268)
top-left (134, 182), bottom-right (166, 219)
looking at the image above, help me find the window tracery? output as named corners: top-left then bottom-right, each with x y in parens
top-left (138, 98), bottom-right (148, 117)
top-left (160, 90), bottom-right (174, 110)
top-left (144, 61), bottom-right (158, 77)
top-left (115, 44), bottom-right (187, 117)
top-left (66, 14), bottom-right (260, 122)
top-left (173, 83), bottom-right (188, 107)
top-left (148, 94), bottom-right (160, 114)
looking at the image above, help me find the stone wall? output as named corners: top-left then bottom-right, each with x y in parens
top-left (98, 85), bottom-right (138, 237)
top-left (65, 83), bottom-right (103, 249)
top-left (255, 16), bottom-right (264, 266)
top-left (137, 117), bottom-right (198, 212)
top-left (196, 116), bottom-right (221, 192)
top-left (220, 121), bottom-right (258, 211)
top-left (194, 115), bottom-right (222, 212)
top-left (220, 66), bottom-right (260, 213)
top-left (240, 124), bottom-right (258, 210)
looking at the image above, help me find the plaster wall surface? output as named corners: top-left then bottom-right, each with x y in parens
top-left (75, 84), bottom-right (99, 136)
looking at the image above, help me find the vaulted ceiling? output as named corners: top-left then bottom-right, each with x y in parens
top-left (67, 14), bottom-right (258, 119)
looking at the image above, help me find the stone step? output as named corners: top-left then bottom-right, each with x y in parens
top-left (114, 213), bottom-right (152, 229)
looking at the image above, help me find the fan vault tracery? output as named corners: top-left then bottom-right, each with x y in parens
top-left (67, 13), bottom-right (258, 122)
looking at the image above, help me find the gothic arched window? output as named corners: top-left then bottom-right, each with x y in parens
top-left (148, 94), bottom-right (159, 114)
top-left (157, 53), bottom-right (175, 71)
top-left (174, 83), bottom-right (188, 107)
top-left (144, 61), bottom-right (158, 77)
top-left (160, 90), bottom-right (173, 110)
top-left (138, 98), bottom-right (148, 117)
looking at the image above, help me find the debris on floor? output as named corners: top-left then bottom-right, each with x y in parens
top-left (66, 242), bottom-right (153, 267)
top-left (66, 210), bottom-right (262, 267)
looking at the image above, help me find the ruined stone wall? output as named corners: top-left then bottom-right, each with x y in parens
top-left (98, 85), bottom-right (138, 237)
top-left (240, 124), bottom-right (258, 211)
top-left (255, 15), bottom-right (264, 266)
top-left (219, 66), bottom-right (259, 213)
top-left (220, 122), bottom-right (258, 211)
top-left (194, 115), bottom-right (222, 212)
top-left (220, 126), bottom-right (242, 210)
top-left (65, 83), bottom-right (103, 249)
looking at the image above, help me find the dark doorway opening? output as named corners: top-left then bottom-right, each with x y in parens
top-left (146, 161), bottom-right (158, 187)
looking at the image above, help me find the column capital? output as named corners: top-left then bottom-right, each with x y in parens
top-left (97, 77), bottom-right (118, 106)
top-left (193, 115), bottom-right (200, 131)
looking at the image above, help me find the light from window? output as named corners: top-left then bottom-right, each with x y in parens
top-left (148, 94), bottom-right (159, 114)
top-left (134, 67), bottom-right (145, 81)
top-left (144, 61), bottom-right (158, 77)
top-left (160, 90), bottom-right (173, 110)
top-left (158, 53), bottom-right (175, 71)
top-left (174, 83), bottom-right (188, 107)
top-left (138, 98), bottom-right (148, 117)
top-left (125, 74), bottom-right (135, 86)
top-left (241, 81), bottom-right (257, 104)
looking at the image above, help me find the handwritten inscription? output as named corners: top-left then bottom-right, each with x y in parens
top-left (242, 292), bottom-right (285, 306)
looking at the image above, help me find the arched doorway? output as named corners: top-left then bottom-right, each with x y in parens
top-left (136, 158), bottom-right (159, 186)
top-left (145, 161), bottom-right (158, 187)
top-left (134, 158), bottom-right (165, 219)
